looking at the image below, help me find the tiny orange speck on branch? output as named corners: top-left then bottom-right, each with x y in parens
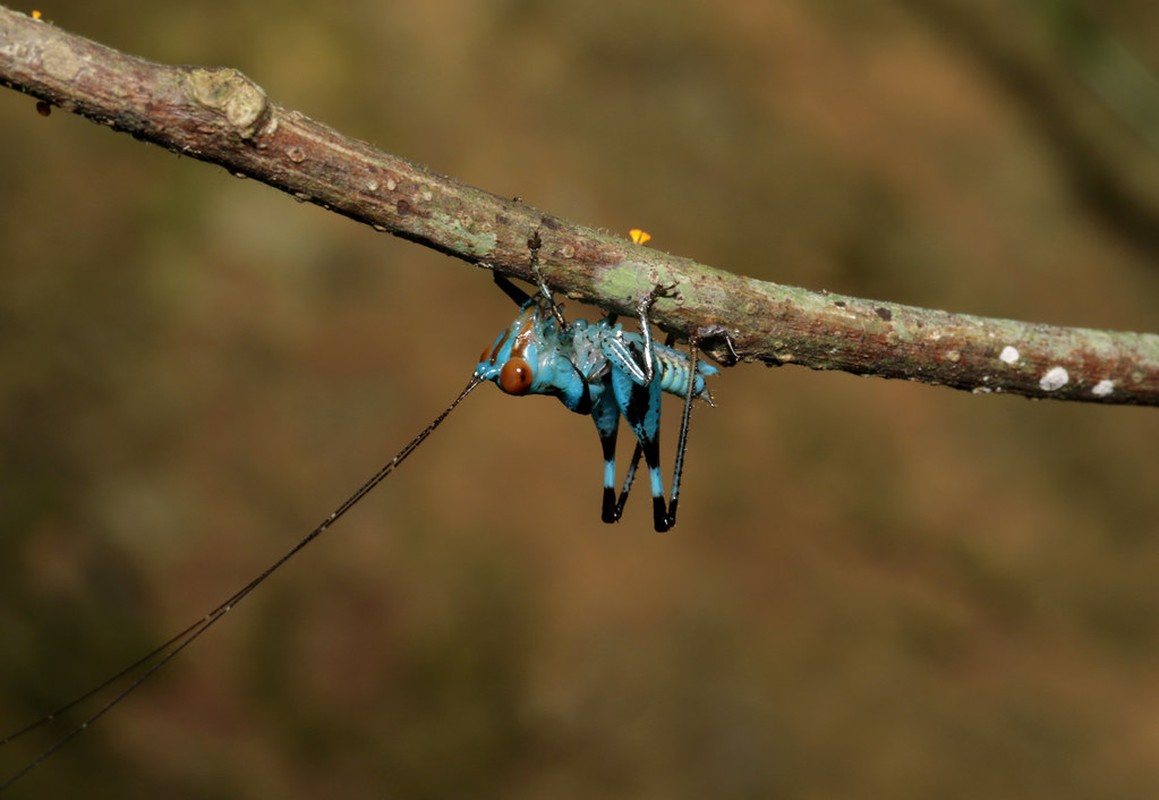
top-left (629, 228), bottom-right (652, 245)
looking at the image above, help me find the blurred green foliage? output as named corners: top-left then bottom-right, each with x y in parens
top-left (2, 1), bottom-right (1158, 798)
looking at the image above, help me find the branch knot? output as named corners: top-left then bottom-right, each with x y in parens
top-left (183, 67), bottom-right (269, 140)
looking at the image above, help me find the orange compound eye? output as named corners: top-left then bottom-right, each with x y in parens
top-left (498, 359), bottom-right (533, 395)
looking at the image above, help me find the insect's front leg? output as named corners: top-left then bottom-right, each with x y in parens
top-left (526, 230), bottom-right (569, 328)
top-left (492, 272), bottom-right (533, 307)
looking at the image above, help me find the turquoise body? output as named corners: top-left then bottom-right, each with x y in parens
top-left (475, 289), bottom-right (716, 532)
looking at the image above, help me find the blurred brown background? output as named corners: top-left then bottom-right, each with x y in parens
top-left (3, 1), bottom-right (1159, 797)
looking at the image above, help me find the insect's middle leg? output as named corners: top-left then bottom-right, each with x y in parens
top-left (632, 283), bottom-right (677, 383)
top-left (608, 295), bottom-right (680, 533)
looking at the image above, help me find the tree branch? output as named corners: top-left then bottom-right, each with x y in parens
top-left (1, 6), bottom-right (1156, 405)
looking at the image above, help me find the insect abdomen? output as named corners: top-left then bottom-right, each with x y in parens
top-left (654, 346), bottom-right (716, 400)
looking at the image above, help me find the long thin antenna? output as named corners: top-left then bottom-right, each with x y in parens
top-left (0, 376), bottom-right (481, 792)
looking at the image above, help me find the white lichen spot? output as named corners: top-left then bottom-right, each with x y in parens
top-left (1039, 366), bottom-right (1069, 392)
top-left (385, 177), bottom-right (397, 191)
top-left (1091, 379), bottom-right (1114, 398)
top-left (999, 346), bottom-right (1020, 365)
top-left (366, 179), bottom-right (380, 192)
top-left (971, 386), bottom-right (993, 394)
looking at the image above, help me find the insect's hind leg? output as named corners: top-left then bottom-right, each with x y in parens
top-left (622, 300), bottom-right (708, 533)
top-left (634, 381), bottom-right (671, 533)
top-left (663, 331), bottom-right (702, 530)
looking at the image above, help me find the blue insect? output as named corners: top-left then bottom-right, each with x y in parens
top-left (475, 234), bottom-right (718, 532)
